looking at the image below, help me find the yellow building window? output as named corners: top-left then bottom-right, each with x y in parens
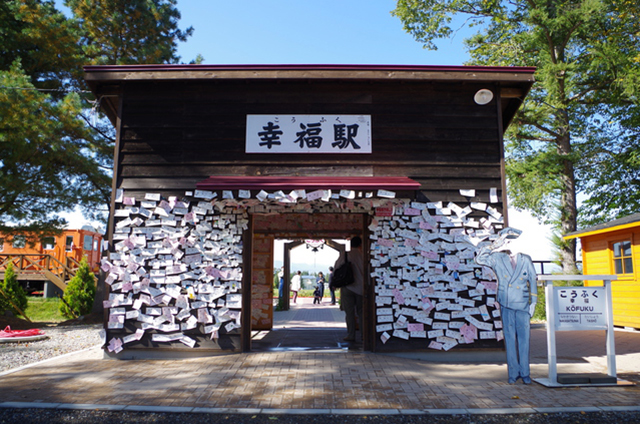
top-left (612, 240), bottom-right (633, 274)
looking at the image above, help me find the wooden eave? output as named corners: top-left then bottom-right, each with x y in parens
top-left (84, 64), bottom-right (535, 128)
top-left (564, 214), bottom-right (640, 240)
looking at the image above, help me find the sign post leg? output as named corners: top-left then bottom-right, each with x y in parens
top-left (604, 279), bottom-right (617, 378)
top-left (545, 281), bottom-right (557, 385)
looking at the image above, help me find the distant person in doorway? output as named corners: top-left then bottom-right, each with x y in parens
top-left (313, 272), bottom-right (325, 304)
top-left (278, 266), bottom-right (285, 301)
top-left (291, 270), bottom-right (301, 304)
top-left (328, 266), bottom-right (336, 305)
top-left (333, 236), bottom-right (364, 342)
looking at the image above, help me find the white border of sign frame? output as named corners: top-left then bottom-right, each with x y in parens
top-left (246, 115), bottom-right (372, 154)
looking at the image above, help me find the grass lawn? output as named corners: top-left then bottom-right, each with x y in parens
top-left (25, 296), bottom-right (66, 323)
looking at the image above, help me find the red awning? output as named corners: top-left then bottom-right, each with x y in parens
top-left (196, 176), bottom-right (421, 191)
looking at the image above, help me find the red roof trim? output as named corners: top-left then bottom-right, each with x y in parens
top-left (84, 63), bottom-right (536, 74)
top-left (196, 176), bottom-right (421, 191)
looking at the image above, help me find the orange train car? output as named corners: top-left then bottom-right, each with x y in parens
top-left (1, 228), bottom-right (103, 271)
top-left (0, 227), bottom-right (103, 294)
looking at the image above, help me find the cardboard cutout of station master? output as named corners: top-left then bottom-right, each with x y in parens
top-left (476, 228), bottom-right (538, 384)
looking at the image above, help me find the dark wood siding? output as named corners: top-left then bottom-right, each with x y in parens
top-left (117, 79), bottom-right (503, 205)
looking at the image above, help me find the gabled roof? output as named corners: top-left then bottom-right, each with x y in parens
top-left (564, 213), bottom-right (640, 240)
top-left (84, 64), bottom-right (535, 130)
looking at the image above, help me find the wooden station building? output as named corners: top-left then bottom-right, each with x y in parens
top-left (85, 64), bottom-right (535, 357)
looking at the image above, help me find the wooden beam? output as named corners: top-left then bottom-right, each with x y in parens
top-left (500, 87), bottom-right (526, 98)
top-left (85, 68), bottom-right (535, 84)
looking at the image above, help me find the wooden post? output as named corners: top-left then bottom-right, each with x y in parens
top-left (241, 216), bottom-right (253, 352)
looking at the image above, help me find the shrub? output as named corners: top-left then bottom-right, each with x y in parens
top-left (0, 262), bottom-right (28, 317)
top-left (60, 257), bottom-right (96, 319)
top-left (532, 288), bottom-right (547, 322)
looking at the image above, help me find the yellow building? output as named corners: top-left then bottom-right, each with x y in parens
top-left (565, 213), bottom-right (640, 328)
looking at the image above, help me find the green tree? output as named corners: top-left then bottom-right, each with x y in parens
top-left (0, 0), bottom-right (84, 92)
top-left (60, 257), bottom-right (96, 318)
top-left (1, 0), bottom-right (194, 238)
top-left (0, 62), bottom-right (112, 240)
top-left (1, 1), bottom-right (112, 238)
top-left (2, 0), bottom-right (194, 314)
top-left (0, 262), bottom-right (28, 317)
top-left (577, 107), bottom-right (640, 227)
top-left (393, 0), bottom-right (640, 272)
top-left (65, 0), bottom-right (194, 65)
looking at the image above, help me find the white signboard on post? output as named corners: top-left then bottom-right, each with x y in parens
top-left (246, 115), bottom-right (372, 154)
top-left (554, 286), bottom-right (607, 330)
top-left (537, 275), bottom-right (621, 387)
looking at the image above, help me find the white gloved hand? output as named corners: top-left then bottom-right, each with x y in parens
top-left (529, 302), bottom-right (537, 317)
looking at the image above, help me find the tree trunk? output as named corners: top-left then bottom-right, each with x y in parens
top-left (557, 127), bottom-right (578, 274)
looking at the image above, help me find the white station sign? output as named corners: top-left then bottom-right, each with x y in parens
top-left (554, 286), bottom-right (608, 330)
top-left (246, 115), bottom-right (372, 154)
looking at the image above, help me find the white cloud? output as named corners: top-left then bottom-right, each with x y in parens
top-left (59, 207), bottom-right (104, 233)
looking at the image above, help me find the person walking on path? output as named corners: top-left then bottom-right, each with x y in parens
top-left (333, 236), bottom-right (364, 341)
top-left (328, 266), bottom-right (336, 305)
top-left (277, 266), bottom-right (285, 301)
top-left (313, 272), bottom-right (326, 304)
top-left (291, 270), bottom-right (301, 304)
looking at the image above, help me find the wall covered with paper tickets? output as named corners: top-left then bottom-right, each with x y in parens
top-left (102, 186), bottom-right (505, 354)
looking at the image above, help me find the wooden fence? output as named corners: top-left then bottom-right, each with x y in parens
top-left (0, 254), bottom-right (80, 291)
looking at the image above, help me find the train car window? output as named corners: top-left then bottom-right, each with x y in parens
top-left (93, 239), bottom-right (99, 253)
top-left (66, 236), bottom-right (74, 251)
top-left (84, 235), bottom-right (93, 251)
top-left (13, 235), bottom-right (26, 248)
top-left (42, 236), bottom-right (55, 250)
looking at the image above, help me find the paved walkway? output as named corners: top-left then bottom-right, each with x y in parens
top-left (251, 300), bottom-right (347, 351)
top-left (1, 298), bottom-right (639, 415)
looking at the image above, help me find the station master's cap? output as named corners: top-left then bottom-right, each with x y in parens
top-left (499, 227), bottom-right (522, 240)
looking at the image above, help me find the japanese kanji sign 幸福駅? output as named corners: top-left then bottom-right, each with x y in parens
top-left (246, 115), bottom-right (372, 154)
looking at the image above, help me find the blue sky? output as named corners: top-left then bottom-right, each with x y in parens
top-left (172, 0), bottom-right (472, 66)
top-left (55, 1), bottom-right (474, 64)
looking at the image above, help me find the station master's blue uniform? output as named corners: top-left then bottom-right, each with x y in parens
top-left (476, 248), bottom-right (538, 384)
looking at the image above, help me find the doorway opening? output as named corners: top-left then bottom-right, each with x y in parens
top-left (249, 212), bottom-right (368, 352)
top-left (252, 238), bottom-right (348, 352)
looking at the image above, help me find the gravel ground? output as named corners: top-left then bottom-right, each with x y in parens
top-left (0, 324), bottom-right (103, 373)
top-left (1, 410), bottom-right (640, 424)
